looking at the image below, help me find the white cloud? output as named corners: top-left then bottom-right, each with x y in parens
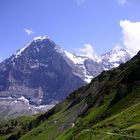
top-left (23, 28), bottom-right (35, 35)
top-left (78, 44), bottom-right (98, 59)
top-left (76, 0), bottom-right (86, 6)
top-left (117, 0), bottom-right (127, 5)
top-left (120, 20), bottom-right (140, 55)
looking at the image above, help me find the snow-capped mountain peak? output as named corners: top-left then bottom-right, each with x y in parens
top-left (15, 36), bottom-right (63, 59)
top-left (99, 46), bottom-right (132, 70)
top-left (33, 36), bottom-right (49, 41)
top-left (13, 39), bottom-right (133, 85)
top-left (64, 51), bottom-right (88, 65)
top-left (15, 42), bottom-right (31, 58)
top-left (15, 36), bottom-right (49, 58)
top-left (100, 46), bottom-right (130, 62)
top-left (112, 45), bottom-right (123, 52)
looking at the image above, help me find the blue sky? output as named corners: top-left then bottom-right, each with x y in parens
top-left (0, 0), bottom-right (140, 60)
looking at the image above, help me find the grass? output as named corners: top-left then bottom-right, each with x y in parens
top-left (19, 100), bottom-right (87, 140)
top-left (107, 86), bottom-right (140, 116)
top-left (91, 102), bottom-right (140, 138)
top-left (55, 87), bottom-right (140, 140)
top-left (0, 115), bottom-right (36, 140)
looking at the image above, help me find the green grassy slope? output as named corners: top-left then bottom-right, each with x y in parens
top-left (0, 52), bottom-right (140, 140)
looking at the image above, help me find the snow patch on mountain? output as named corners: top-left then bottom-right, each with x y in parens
top-left (103, 67), bottom-right (109, 71)
top-left (65, 51), bottom-right (88, 65)
top-left (15, 36), bottom-right (55, 58)
top-left (15, 43), bottom-right (30, 58)
top-left (18, 96), bottom-right (29, 104)
top-left (0, 96), bottom-right (56, 117)
top-left (65, 51), bottom-right (94, 83)
top-left (33, 36), bottom-right (49, 41)
top-left (84, 75), bottom-right (93, 83)
top-left (112, 63), bottom-right (120, 67)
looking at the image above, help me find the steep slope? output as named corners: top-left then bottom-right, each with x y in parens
top-left (0, 51), bottom-right (140, 140)
top-left (0, 36), bottom-right (86, 105)
top-left (64, 51), bottom-right (103, 83)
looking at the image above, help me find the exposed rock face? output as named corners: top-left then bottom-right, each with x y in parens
top-left (0, 36), bottom-right (85, 105)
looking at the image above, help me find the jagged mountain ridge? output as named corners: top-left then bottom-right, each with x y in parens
top-left (0, 36), bottom-right (133, 119)
top-left (65, 45), bottom-right (132, 81)
top-left (0, 50), bottom-right (140, 140)
top-left (99, 45), bottom-right (133, 70)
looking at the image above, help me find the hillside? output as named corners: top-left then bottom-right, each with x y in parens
top-left (0, 51), bottom-right (140, 140)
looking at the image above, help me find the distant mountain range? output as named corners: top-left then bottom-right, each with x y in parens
top-left (0, 36), bottom-right (133, 119)
top-left (65, 45), bottom-right (132, 82)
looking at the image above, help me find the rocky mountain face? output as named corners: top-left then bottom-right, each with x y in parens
top-left (0, 51), bottom-right (140, 140)
top-left (0, 36), bottom-right (86, 106)
top-left (0, 36), bottom-right (133, 119)
top-left (65, 45), bottom-right (132, 82)
top-left (99, 45), bottom-right (133, 70)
